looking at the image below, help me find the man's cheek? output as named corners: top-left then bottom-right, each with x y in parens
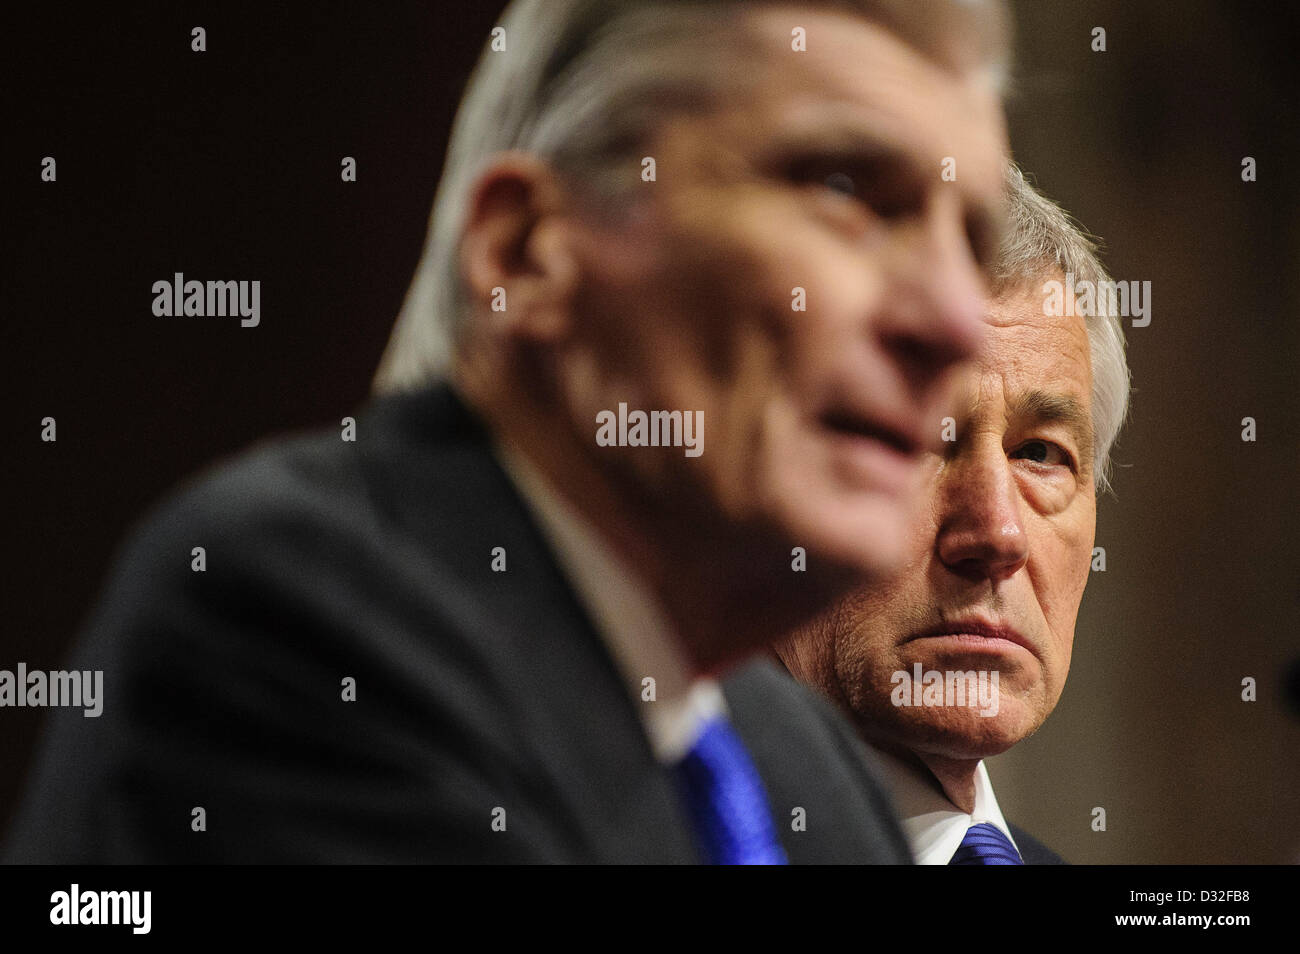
top-left (846, 636), bottom-right (907, 700)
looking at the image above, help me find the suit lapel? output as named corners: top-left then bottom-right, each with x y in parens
top-left (354, 383), bottom-right (701, 862)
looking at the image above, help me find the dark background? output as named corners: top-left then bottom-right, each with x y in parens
top-left (7, 1), bottom-right (1299, 862)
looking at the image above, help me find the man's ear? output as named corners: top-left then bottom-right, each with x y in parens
top-left (459, 151), bottom-right (579, 344)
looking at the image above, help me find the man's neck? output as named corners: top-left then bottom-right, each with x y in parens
top-left (872, 737), bottom-right (981, 813)
top-left (453, 352), bottom-right (847, 678)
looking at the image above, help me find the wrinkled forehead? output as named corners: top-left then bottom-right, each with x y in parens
top-left (963, 280), bottom-right (1095, 421)
top-left (722, 10), bottom-right (1008, 196)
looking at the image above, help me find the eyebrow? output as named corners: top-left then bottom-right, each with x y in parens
top-left (759, 114), bottom-right (901, 162)
top-left (1009, 390), bottom-right (1095, 468)
top-left (755, 116), bottom-right (924, 190)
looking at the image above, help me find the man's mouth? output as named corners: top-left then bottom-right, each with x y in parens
top-left (820, 408), bottom-right (921, 457)
top-left (904, 617), bottom-right (1036, 657)
top-left (817, 405), bottom-right (927, 493)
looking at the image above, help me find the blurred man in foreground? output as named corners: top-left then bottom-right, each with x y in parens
top-left (6, 0), bottom-right (1012, 863)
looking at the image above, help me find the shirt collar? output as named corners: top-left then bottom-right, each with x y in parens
top-left (494, 441), bottom-right (727, 764)
top-left (868, 745), bottom-right (1020, 864)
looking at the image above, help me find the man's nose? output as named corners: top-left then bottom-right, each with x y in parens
top-left (935, 443), bottom-right (1028, 583)
top-left (874, 197), bottom-right (987, 393)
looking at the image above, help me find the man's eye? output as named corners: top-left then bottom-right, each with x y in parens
top-left (1011, 440), bottom-right (1071, 468)
top-left (822, 171), bottom-right (857, 197)
top-left (784, 158), bottom-right (869, 205)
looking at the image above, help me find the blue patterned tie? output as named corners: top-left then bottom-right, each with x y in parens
top-left (949, 822), bottom-right (1024, 865)
top-left (672, 716), bottom-right (787, 865)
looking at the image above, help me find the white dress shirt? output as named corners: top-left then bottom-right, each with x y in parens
top-left (868, 744), bottom-right (1021, 864)
top-left (494, 442), bottom-right (727, 764)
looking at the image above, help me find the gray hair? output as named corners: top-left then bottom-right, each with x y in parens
top-left (372, 0), bottom-right (1012, 394)
top-left (995, 163), bottom-right (1131, 494)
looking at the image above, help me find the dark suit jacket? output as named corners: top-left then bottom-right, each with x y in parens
top-left (1008, 823), bottom-right (1067, 865)
top-left (3, 383), bottom-right (911, 864)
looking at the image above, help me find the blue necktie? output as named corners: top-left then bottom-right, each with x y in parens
top-left (949, 822), bottom-right (1023, 865)
top-left (672, 716), bottom-right (787, 865)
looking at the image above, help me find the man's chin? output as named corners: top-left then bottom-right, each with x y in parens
top-left (871, 704), bottom-right (1046, 762)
